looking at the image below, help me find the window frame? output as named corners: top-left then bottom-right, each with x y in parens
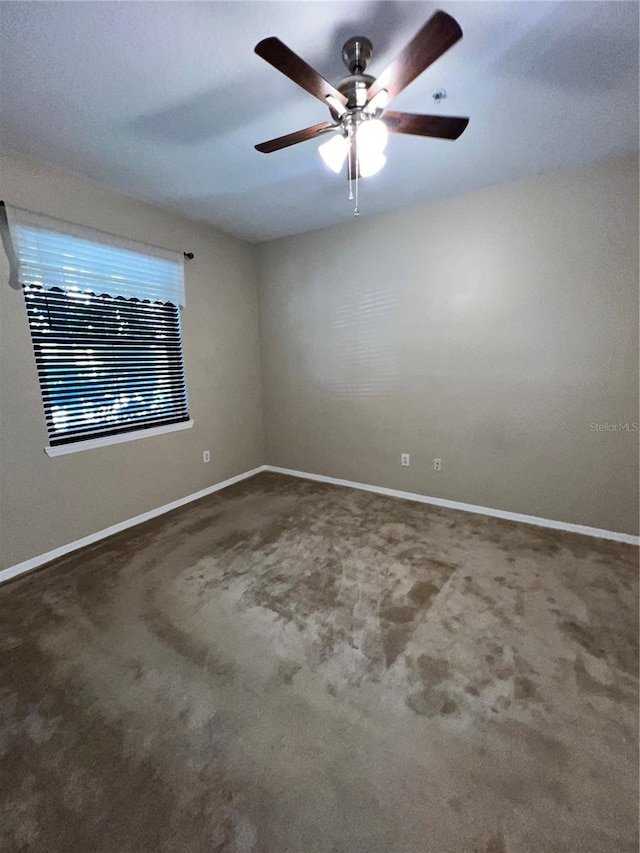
top-left (44, 418), bottom-right (193, 457)
top-left (4, 204), bottom-right (192, 456)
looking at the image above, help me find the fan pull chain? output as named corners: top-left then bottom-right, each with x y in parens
top-left (354, 145), bottom-right (360, 217)
top-left (348, 130), bottom-right (354, 201)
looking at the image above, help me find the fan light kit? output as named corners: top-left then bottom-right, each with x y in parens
top-left (254, 10), bottom-right (469, 216)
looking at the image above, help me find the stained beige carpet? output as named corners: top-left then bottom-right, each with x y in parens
top-left (0, 472), bottom-right (638, 853)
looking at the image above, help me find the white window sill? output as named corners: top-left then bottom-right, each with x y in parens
top-left (45, 419), bottom-right (193, 457)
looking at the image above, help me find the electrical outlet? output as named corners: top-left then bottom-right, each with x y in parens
top-left (203, 450), bottom-right (211, 463)
top-left (401, 453), bottom-right (410, 467)
top-left (433, 458), bottom-right (441, 471)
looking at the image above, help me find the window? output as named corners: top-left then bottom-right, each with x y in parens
top-left (5, 205), bottom-right (190, 453)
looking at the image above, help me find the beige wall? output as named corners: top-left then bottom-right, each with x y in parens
top-left (2, 153), bottom-right (637, 569)
top-left (0, 151), bottom-right (264, 568)
top-left (257, 157), bottom-right (639, 535)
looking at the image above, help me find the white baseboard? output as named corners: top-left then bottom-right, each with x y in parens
top-left (0, 465), bottom-right (268, 586)
top-left (264, 465), bottom-right (640, 546)
top-left (2, 461), bottom-right (637, 586)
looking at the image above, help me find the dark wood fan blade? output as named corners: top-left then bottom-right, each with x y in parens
top-left (255, 122), bottom-right (334, 153)
top-left (255, 37), bottom-right (348, 107)
top-left (366, 11), bottom-right (463, 104)
top-left (383, 111), bottom-right (469, 140)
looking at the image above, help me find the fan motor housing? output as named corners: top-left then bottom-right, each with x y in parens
top-left (336, 74), bottom-right (375, 110)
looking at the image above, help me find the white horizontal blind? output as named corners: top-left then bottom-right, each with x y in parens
top-left (6, 205), bottom-right (189, 447)
top-left (6, 205), bottom-right (185, 306)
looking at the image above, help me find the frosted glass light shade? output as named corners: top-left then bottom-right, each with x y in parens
top-left (357, 119), bottom-right (388, 154)
top-left (358, 151), bottom-right (387, 177)
top-left (319, 135), bottom-right (349, 173)
top-left (365, 90), bottom-right (389, 114)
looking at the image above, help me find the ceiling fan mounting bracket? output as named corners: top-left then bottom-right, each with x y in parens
top-left (341, 36), bottom-right (373, 75)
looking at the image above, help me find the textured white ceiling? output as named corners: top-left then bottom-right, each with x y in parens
top-left (0, 1), bottom-right (637, 242)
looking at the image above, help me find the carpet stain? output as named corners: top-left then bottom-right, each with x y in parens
top-left (514, 675), bottom-right (536, 700)
top-left (561, 619), bottom-right (608, 658)
top-left (277, 660), bottom-right (302, 685)
top-left (408, 579), bottom-right (440, 607)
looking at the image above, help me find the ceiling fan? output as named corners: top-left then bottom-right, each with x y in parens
top-left (254, 9), bottom-right (469, 212)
